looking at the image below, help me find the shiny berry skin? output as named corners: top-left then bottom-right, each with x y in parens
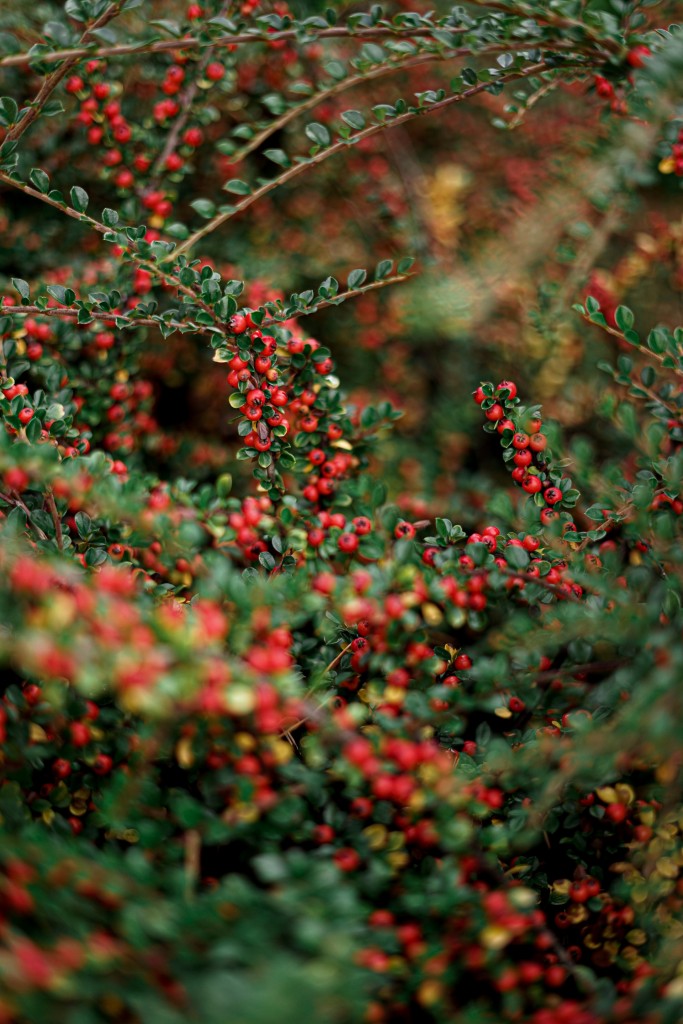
top-left (206, 62), bottom-right (225, 81)
top-left (353, 517), bottom-right (372, 535)
top-left (18, 408), bottom-right (34, 425)
top-left (496, 380), bottom-right (517, 399)
top-left (513, 449), bottom-right (532, 467)
top-left (522, 474), bottom-right (542, 494)
top-left (544, 487), bottom-right (563, 505)
top-left (66, 75), bottom-right (84, 93)
top-left (308, 528), bottom-right (325, 547)
top-left (246, 389), bottom-right (265, 407)
top-left (338, 532), bottom-right (359, 554)
top-left (229, 313), bottom-right (248, 334)
top-left (529, 432), bottom-right (547, 452)
top-left (472, 386), bottom-right (486, 405)
top-left (509, 697), bottom-right (525, 713)
top-left (512, 432), bottom-right (529, 449)
top-left (394, 521), bottom-right (415, 540)
top-left (454, 653), bottom-right (472, 670)
top-left (485, 403), bottom-right (504, 422)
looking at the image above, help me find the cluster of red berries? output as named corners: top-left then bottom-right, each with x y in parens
top-left (474, 380), bottom-right (576, 529)
top-left (593, 45), bottom-right (651, 115)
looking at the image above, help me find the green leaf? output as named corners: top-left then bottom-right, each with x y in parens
top-left (505, 545), bottom-right (530, 570)
top-left (263, 149), bottom-right (290, 167)
top-left (29, 168), bottom-right (50, 193)
top-left (341, 109), bottom-right (365, 131)
top-left (102, 208), bottom-right (119, 227)
top-left (223, 179), bottom-right (252, 195)
top-left (615, 305), bottom-right (634, 331)
top-left (190, 198), bottom-right (216, 218)
top-left (70, 185), bottom-right (89, 212)
top-left (305, 122), bottom-right (331, 147)
top-left (74, 511), bottom-right (91, 538)
top-left (259, 551), bottom-right (276, 570)
top-left (375, 259), bottom-right (393, 281)
top-left (397, 257), bottom-right (414, 275)
top-left (11, 278), bottom-right (29, 301)
top-left (347, 268), bottom-right (367, 290)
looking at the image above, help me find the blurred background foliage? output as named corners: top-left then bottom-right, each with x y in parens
top-left (0, 0), bottom-right (681, 513)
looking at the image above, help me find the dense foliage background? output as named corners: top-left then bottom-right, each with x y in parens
top-left (0, 1), bottom-right (682, 1021)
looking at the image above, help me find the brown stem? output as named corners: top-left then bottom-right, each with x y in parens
top-left (0, 16), bottom-right (623, 69)
top-left (0, 489), bottom-right (48, 539)
top-left (0, 26), bottom-right (465, 69)
top-left (147, 2), bottom-right (233, 186)
top-left (578, 311), bottom-right (683, 381)
top-left (1, 303), bottom-right (197, 334)
top-left (0, 173), bottom-right (222, 327)
top-left (175, 61), bottom-right (585, 258)
top-left (229, 38), bottom-right (588, 166)
top-left (7, 2), bottom-right (126, 143)
top-left (184, 830), bottom-right (201, 901)
top-left (259, 272), bottom-right (414, 327)
top-left (44, 488), bottom-right (63, 551)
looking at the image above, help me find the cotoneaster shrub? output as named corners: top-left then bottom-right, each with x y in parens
top-left (0, 2), bottom-right (682, 1023)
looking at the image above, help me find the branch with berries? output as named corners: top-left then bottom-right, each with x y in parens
top-left (473, 380), bottom-right (581, 532)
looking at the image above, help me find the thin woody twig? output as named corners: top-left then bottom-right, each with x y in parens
top-left (175, 62), bottom-right (585, 257)
top-left (147, 2), bottom-right (233, 186)
top-left (7, 2), bottom-right (126, 144)
top-left (0, 15), bottom-right (622, 69)
top-left (44, 488), bottom-right (63, 552)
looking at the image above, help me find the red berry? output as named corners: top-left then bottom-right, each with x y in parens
top-left (595, 76), bottom-right (614, 99)
top-left (522, 474), bottom-right (542, 494)
top-left (394, 521), bottom-right (415, 540)
top-left (627, 45), bottom-right (651, 68)
top-left (70, 722), bottom-right (90, 747)
top-left (606, 802), bottom-right (628, 823)
top-left (206, 62), bottom-right (225, 81)
top-left (544, 487), bottom-right (563, 505)
top-left (93, 754), bottom-right (113, 775)
top-left (18, 408), bottom-right (34, 425)
top-left (183, 127), bottom-right (203, 147)
top-left (496, 380), bottom-right (517, 399)
top-left (338, 532), bottom-right (359, 554)
top-left (229, 313), bottom-right (248, 334)
top-left (485, 403), bottom-right (504, 422)
top-left (165, 153), bottom-right (184, 172)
